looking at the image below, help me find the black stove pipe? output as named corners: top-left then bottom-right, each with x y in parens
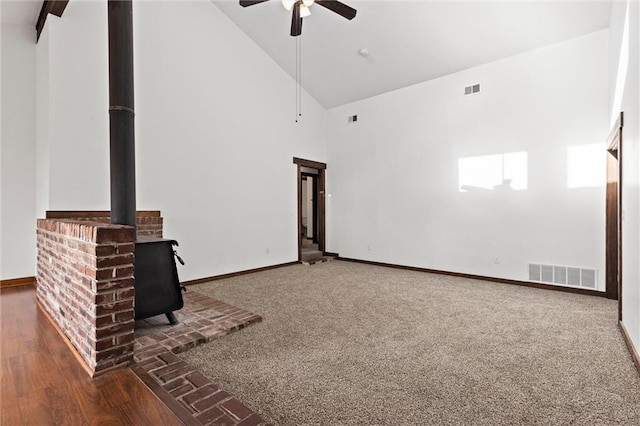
top-left (108, 0), bottom-right (136, 227)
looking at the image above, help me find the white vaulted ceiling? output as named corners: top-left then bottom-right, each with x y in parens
top-left (213, 0), bottom-right (611, 108)
top-left (1, 1), bottom-right (612, 108)
top-left (0, 0), bottom-right (41, 26)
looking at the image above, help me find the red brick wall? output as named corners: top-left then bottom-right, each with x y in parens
top-left (45, 211), bottom-right (163, 239)
top-left (36, 219), bottom-right (136, 376)
top-left (136, 215), bottom-right (164, 238)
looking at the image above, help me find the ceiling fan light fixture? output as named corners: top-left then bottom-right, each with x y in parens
top-left (281, 0), bottom-right (295, 11)
top-left (240, 0), bottom-right (357, 36)
top-left (300, 4), bottom-right (311, 17)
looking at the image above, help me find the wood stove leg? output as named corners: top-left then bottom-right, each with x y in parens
top-left (166, 312), bottom-right (178, 325)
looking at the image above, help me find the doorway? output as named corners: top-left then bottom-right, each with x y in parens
top-left (605, 112), bottom-right (623, 321)
top-left (293, 157), bottom-right (326, 262)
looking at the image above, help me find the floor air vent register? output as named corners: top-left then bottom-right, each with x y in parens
top-left (528, 263), bottom-right (596, 289)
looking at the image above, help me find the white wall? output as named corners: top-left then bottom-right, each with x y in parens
top-left (36, 23), bottom-right (50, 219)
top-left (134, 0), bottom-right (326, 279)
top-left (31, 0), bottom-right (327, 281)
top-left (4, 1), bottom-right (619, 298)
top-left (326, 30), bottom-right (609, 288)
top-left (43, 2), bottom-right (110, 211)
top-left (1, 24), bottom-right (37, 280)
top-left (610, 1), bottom-right (640, 359)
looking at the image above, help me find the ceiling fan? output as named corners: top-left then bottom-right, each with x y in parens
top-left (239, 0), bottom-right (357, 37)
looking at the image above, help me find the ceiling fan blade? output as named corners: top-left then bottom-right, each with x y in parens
top-left (239, 0), bottom-right (270, 7)
top-left (315, 0), bottom-right (357, 20)
top-left (291, 1), bottom-right (303, 36)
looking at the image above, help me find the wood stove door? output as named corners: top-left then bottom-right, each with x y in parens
top-left (134, 239), bottom-right (184, 320)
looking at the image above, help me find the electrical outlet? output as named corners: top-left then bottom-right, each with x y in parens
top-left (266, 248), bottom-right (270, 255)
top-left (494, 257), bottom-right (500, 264)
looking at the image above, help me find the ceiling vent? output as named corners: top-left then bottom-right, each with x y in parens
top-left (464, 83), bottom-right (480, 95)
top-left (528, 263), bottom-right (597, 289)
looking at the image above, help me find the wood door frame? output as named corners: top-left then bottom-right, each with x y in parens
top-left (294, 157), bottom-right (326, 261)
top-left (606, 112), bottom-right (623, 321)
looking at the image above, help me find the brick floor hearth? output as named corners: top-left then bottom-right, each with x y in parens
top-left (132, 290), bottom-right (269, 426)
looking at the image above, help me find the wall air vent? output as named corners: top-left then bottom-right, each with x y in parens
top-left (567, 268), bottom-right (581, 286)
top-left (528, 263), bottom-right (597, 289)
top-left (553, 266), bottom-right (567, 285)
top-left (348, 115), bottom-right (358, 123)
top-left (464, 83), bottom-right (481, 95)
top-left (528, 264), bottom-right (541, 281)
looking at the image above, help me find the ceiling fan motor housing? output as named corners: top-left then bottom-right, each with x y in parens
top-left (239, 0), bottom-right (357, 37)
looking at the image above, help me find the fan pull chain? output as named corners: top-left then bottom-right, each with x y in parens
top-left (299, 33), bottom-right (302, 119)
top-left (295, 35), bottom-right (299, 123)
top-left (295, 35), bottom-right (303, 123)
top-left (294, 38), bottom-right (298, 123)
top-left (298, 36), bottom-right (301, 122)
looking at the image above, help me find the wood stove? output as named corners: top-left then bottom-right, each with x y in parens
top-left (134, 238), bottom-right (185, 324)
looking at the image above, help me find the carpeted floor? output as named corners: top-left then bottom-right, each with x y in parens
top-left (179, 261), bottom-right (640, 425)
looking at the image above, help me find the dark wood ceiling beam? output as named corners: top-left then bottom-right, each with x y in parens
top-left (36, 1), bottom-right (70, 42)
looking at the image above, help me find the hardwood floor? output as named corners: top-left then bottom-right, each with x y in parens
top-left (1, 285), bottom-right (182, 425)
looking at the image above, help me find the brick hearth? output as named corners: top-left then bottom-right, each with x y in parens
top-left (132, 290), bottom-right (269, 426)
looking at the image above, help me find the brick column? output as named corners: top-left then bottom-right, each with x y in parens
top-left (36, 219), bottom-right (136, 376)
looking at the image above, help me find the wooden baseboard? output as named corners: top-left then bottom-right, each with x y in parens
top-left (181, 261), bottom-right (300, 286)
top-left (323, 251), bottom-right (340, 257)
top-left (0, 276), bottom-right (36, 289)
top-left (619, 321), bottom-right (640, 377)
top-left (337, 257), bottom-right (605, 297)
